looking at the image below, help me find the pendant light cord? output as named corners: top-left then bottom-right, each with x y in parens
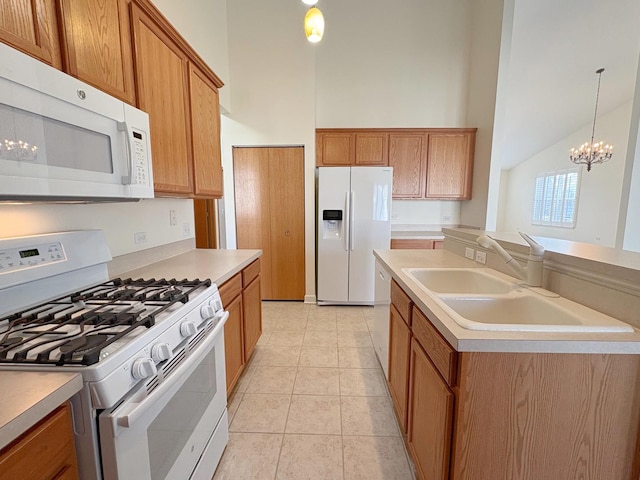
top-left (591, 68), bottom-right (605, 145)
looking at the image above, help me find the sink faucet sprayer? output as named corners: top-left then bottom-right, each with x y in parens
top-left (476, 232), bottom-right (545, 287)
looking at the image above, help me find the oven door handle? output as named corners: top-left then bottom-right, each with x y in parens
top-left (114, 311), bottom-right (228, 432)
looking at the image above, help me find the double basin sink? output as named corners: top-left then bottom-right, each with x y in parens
top-left (402, 268), bottom-right (634, 333)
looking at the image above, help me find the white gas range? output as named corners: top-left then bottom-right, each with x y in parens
top-left (0, 230), bottom-right (229, 480)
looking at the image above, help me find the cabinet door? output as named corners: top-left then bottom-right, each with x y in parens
top-left (242, 276), bottom-right (262, 360)
top-left (355, 132), bottom-right (388, 165)
top-left (389, 133), bottom-right (427, 198)
top-left (0, 0), bottom-right (61, 68)
top-left (58, 0), bottom-right (136, 104)
top-left (388, 304), bottom-right (411, 434)
top-left (316, 132), bottom-right (354, 166)
top-left (189, 63), bottom-right (223, 198)
top-left (131, 2), bottom-right (193, 195)
top-left (268, 147), bottom-right (305, 300)
top-left (234, 147), bottom-right (273, 299)
top-left (407, 338), bottom-right (454, 480)
top-left (0, 403), bottom-right (79, 480)
top-left (425, 132), bottom-right (474, 199)
top-left (223, 294), bottom-right (244, 395)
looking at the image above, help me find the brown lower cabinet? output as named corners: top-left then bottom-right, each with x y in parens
top-left (408, 337), bottom-right (453, 480)
top-left (390, 282), bottom-right (640, 480)
top-left (219, 259), bottom-right (263, 395)
top-left (390, 239), bottom-right (444, 249)
top-left (0, 402), bottom-right (79, 480)
top-left (388, 304), bottom-right (411, 435)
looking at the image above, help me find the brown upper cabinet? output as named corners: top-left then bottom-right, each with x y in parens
top-left (425, 132), bottom-right (475, 199)
top-left (317, 128), bottom-right (475, 200)
top-left (316, 130), bottom-right (389, 166)
top-left (0, 0), bottom-right (224, 200)
top-left (189, 64), bottom-right (223, 197)
top-left (388, 132), bottom-right (427, 198)
top-left (57, 0), bottom-right (136, 104)
top-left (131, 2), bottom-right (193, 195)
top-left (130, 0), bottom-right (223, 198)
top-left (0, 0), bottom-right (62, 68)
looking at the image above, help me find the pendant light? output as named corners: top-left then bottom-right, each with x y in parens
top-left (569, 68), bottom-right (614, 172)
top-left (303, 2), bottom-right (324, 43)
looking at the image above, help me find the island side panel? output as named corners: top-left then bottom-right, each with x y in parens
top-left (452, 352), bottom-right (640, 480)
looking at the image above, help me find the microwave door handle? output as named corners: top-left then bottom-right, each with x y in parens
top-left (117, 121), bottom-right (134, 185)
top-left (112, 311), bottom-right (228, 433)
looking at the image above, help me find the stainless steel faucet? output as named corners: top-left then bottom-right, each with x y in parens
top-left (476, 232), bottom-right (544, 287)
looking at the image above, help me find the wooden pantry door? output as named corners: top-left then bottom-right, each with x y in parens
top-left (233, 146), bottom-right (305, 300)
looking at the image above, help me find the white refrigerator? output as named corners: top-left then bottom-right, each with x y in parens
top-left (317, 166), bottom-right (392, 305)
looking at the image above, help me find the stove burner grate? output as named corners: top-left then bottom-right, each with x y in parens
top-left (0, 277), bottom-right (211, 366)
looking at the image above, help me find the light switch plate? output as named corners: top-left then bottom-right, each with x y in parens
top-left (475, 251), bottom-right (487, 264)
top-left (465, 247), bottom-right (475, 259)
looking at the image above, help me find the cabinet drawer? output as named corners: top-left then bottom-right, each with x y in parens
top-left (391, 280), bottom-right (412, 326)
top-left (412, 306), bottom-right (457, 387)
top-left (242, 259), bottom-right (261, 288)
top-left (390, 239), bottom-right (434, 249)
top-left (219, 273), bottom-right (242, 306)
top-left (0, 403), bottom-right (78, 480)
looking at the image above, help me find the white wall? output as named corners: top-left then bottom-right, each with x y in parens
top-left (0, 198), bottom-right (194, 257)
top-left (391, 201), bottom-right (460, 226)
top-left (498, 102), bottom-right (632, 246)
top-left (315, 0), bottom-right (471, 128)
top-left (459, 0), bottom-right (505, 229)
top-left (152, 0), bottom-right (231, 112)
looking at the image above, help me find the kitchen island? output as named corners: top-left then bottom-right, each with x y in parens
top-left (374, 248), bottom-right (640, 480)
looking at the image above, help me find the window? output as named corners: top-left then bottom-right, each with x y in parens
top-left (532, 168), bottom-right (580, 227)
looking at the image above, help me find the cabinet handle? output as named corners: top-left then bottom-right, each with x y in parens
top-left (285, 230), bottom-right (291, 236)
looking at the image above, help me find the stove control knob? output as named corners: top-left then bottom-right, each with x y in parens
top-left (200, 304), bottom-right (216, 320)
top-left (132, 358), bottom-right (157, 380)
top-left (151, 343), bottom-right (171, 362)
top-left (180, 321), bottom-right (197, 337)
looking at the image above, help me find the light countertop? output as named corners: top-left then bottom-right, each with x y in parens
top-left (0, 371), bottom-right (82, 451)
top-left (374, 249), bottom-right (640, 354)
top-left (116, 248), bottom-right (262, 286)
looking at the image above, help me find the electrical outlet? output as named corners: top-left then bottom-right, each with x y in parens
top-left (134, 232), bottom-right (147, 244)
top-left (465, 247), bottom-right (475, 260)
top-left (169, 209), bottom-right (177, 226)
top-left (442, 215), bottom-right (451, 222)
top-left (475, 250), bottom-right (487, 264)
top-left (391, 213), bottom-right (399, 220)
top-left (182, 223), bottom-right (192, 237)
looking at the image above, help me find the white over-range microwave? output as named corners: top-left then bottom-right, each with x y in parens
top-left (0, 42), bottom-right (154, 202)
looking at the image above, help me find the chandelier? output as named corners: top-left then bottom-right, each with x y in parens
top-left (302, 0), bottom-right (324, 43)
top-left (569, 68), bottom-right (613, 172)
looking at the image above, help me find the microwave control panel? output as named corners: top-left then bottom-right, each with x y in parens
top-left (132, 130), bottom-right (149, 185)
top-left (0, 242), bottom-right (67, 274)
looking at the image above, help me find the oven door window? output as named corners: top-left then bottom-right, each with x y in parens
top-left (98, 330), bottom-right (227, 480)
top-left (148, 352), bottom-right (218, 479)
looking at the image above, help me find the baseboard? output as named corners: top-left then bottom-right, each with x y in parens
top-left (304, 294), bottom-right (317, 304)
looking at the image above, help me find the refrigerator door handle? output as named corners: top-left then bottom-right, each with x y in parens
top-left (344, 191), bottom-right (350, 251)
top-left (350, 191), bottom-right (355, 251)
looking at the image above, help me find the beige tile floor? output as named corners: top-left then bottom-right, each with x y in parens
top-left (213, 301), bottom-right (415, 480)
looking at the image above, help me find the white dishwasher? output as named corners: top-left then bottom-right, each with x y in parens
top-left (372, 260), bottom-right (391, 379)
